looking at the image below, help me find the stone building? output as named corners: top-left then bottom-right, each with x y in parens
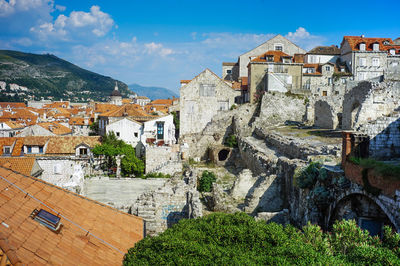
top-left (222, 35), bottom-right (305, 83)
top-left (179, 68), bottom-right (241, 137)
top-left (302, 62), bottom-right (351, 97)
top-left (247, 51), bottom-right (303, 102)
top-left (340, 36), bottom-right (400, 81)
top-left (305, 45), bottom-right (341, 64)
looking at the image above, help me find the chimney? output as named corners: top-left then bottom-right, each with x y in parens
top-left (361, 34), bottom-right (365, 38)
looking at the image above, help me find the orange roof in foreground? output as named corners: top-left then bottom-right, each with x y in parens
top-left (0, 166), bottom-right (143, 265)
top-left (0, 157), bottom-right (36, 176)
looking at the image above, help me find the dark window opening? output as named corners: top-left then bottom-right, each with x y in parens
top-left (134, 132), bottom-right (138, 137)
top-left (39, 146), bottom-right (43, 153)
top-left (116, 132), bottom-right (120, 137)
top-left (80, 148), bottom-right (88, 156)
top-left (157, 122), bottom-right (164, 140)
top-left (218, 149), bottom-right (230, 161)
top-left (27, 146), bottom-right (32, 153)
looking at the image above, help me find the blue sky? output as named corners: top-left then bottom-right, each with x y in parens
top-left (0, 0), bottom-right (399, 93)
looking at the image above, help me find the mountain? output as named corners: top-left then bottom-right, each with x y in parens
top-left (0, 50), bottom-right (133, 102)
top-left (129, 83), bottom-right (178, 100)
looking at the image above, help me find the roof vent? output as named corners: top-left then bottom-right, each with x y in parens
top-left (30, 209), bottom-right (62, 232)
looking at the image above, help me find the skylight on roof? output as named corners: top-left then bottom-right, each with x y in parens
top-left (30, 209), bottom-right (62, 232)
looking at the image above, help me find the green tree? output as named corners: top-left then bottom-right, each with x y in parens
top-left (123, 213), bottom-right (400, 265)
top-left (198, 170), bottom-right (216, 192)
top-left (92, 132), bottom-right (144, 176)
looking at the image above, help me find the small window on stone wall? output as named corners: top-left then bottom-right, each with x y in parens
top-left (322, 91), bottom-right (327, 96)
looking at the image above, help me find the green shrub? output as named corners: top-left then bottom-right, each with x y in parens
top-left (123, 213), bottom-right (400, 265)
top-left (198, 170), bottom-right (216, 192)
top-left (224, 134), bottom-right (238, 148)
top-left (295, 161), bottom-right (322, 189)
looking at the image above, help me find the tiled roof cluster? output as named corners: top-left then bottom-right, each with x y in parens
top-left (0, 157), bottom-right (37, 176)
top-left (37, 122), bottom-right (72, 135)
top-left (251, 51), bottom-right (292, 63)
top-left (0, 166), bottom-right (143, 265)
top-left (307, 46), bottom-right (341, 55)
top-left (343, 36), bottom-right (400, 54)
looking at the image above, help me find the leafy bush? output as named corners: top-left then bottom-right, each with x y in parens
top-left (295, 161), bottom-right (323, 189)
top-left (123, 213), bottom-right (400, 265)
top-left (92, 132), bottom-right (144, 176)
top-left (224, 134), bottom-right (238, 148)
top-left (142, 172), bottom-right (171, 179)
top-left (198, 170), bottom-right (216, 192)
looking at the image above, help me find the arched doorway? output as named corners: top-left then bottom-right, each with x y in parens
top-left (329, 193), bottom-right (394, 236)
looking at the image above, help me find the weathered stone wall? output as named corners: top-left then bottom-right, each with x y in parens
top-left (313, 97), bottom-right (343, 129)
top-left (145, 145), bottom-right (181, 174)
top-left (180, 69), bottom-right (241, 136)
top-left (181, 103), bottom-right (255, 159)
top-left (253, 92), bottom-right (307, 128)
top-left (342, 80), bottom-right (400, 130)
top-left (36, 157), bottom-right (92, 193)
top-left (83, 177), bottom-right (167, 212)
top-left (130, 170), bottom-right (202, 236)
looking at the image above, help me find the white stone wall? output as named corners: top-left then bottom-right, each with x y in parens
top-left (107, 118), bottom-right (142, 146)
top-left (36, 157), bottom-right (91, 192)
top-left (142, 115), bottom-right (175, 145)
top-left (305, 54), bottom-right (338, 64)
top-left (180, 69), bottom-right (240, 136)
top-left (145, 145), bottom-right (180, 174)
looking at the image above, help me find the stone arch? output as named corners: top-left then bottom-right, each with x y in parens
top-left (218, 149), bottom-right (230, 161)
top-left (328, 191), bottom-right (398, 234)
top-left (350, 101), bottom-right (361, 129)
top-left (314, 100), bottom-right (336, 129)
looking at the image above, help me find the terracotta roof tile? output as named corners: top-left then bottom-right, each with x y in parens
top-left (69, 117), bottom-right (86, 126)
top-left (38, 122), bottom-right (72, 135)
top-left (94, 103), bottom-right (119, 114)
top-left (251, 50), bottom-right (292, 63)
top-left (45, 136), bottom-right (101, 154)
top-left (0, 158), bottom-right (37, 176)
top-left (99, 104), bottom-right (151, 118)
top-left (342, 36), bottom-right (395, 53)
top-left (151, 99), bottom-right (173, 106)
top-left (4, 121), bottom-right (24, 129)
top-left (0, 166), bottom-right (143, 265)
top-left (0, 102), bottom-right (26, 109)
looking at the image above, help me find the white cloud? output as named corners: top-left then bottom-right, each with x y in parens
top-left (30, 5), bottom-right (114, 40)
top-left (285, 27), bottom-right (325, 51)
top-left (144, 42), bottom-right (174, 57)
top-left (0, 0), bottom-right (53, 17)
top-left (55, 4), bottom-right (65, 12)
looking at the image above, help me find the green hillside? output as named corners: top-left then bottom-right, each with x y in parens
top-left (0, 50), bottom-right (132, 102)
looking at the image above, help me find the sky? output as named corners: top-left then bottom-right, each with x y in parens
top-left (0, 0), bottom-right (399, 94)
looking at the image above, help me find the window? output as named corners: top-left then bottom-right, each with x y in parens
top-left (134, 132), bottom-right (138, 138)
top-left (9, 132), bottom-right (14, 137)
top-left (3, 146), bottom-right (11, 155)
top-left (186, 101), bottom-right (196, 114)
top-left (31, 209), bottom-right (61, 232)
top-left (116, 132), bottom-right (120, 137)
top-left (341, 78), bottom-right (346, 84)
top-left (218, 101), bottom-right (229, 111)
top-left (53, 164), bottom-right (62, 174)
top-left (358, 72), bottom-right (366, 80)
top-left (226, 69), bottom-right (232, 74)
top-left (199, 84), bottom-right (215, 97)
top-left (156, 122), bottom-right (164, 140)
top-left (39, 146), bottom-right (43, 153)
top-left (328, 78), bottom-right (332, 85)
top-left (325, 66), bottom-right (330, 71)
top-left (359, 43), bottom-right (366, 51)
top-left (79, 148), bottom-right (88, 156)
top-left (358, 57), bottom-right (366, 66)
top-left (372, 57), bottom-right (380, 67)
top-left (27, 146), bottom-right (32, 153)
top-left (304, 79), bottom-right (311, 90)
top-left (274, 43), bottom-right (283, 51)
top-left (373, 43), bottom-right (379, 51)
top-left (322, 91), bottom-right (327, 96)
